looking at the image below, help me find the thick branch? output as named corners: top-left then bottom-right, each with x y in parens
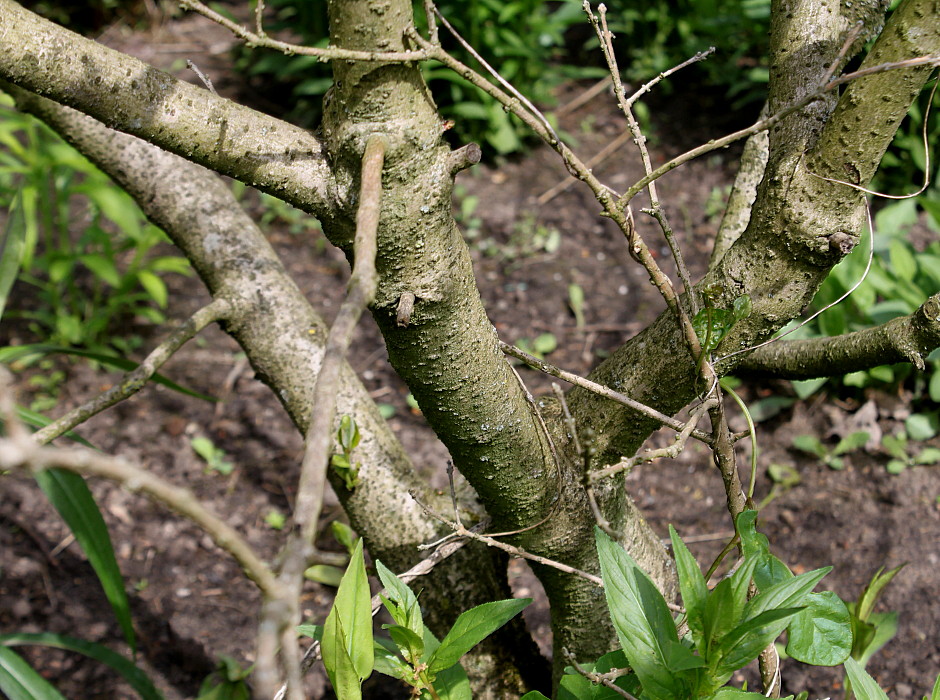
top-left (0, 0), bottom-right (332, 216)
top-left (737, 293), bottom-right (940, 379)
top-left (8, 85), bottom-right (543, 697)
top-left (571, 0), bottom-right (939, 465)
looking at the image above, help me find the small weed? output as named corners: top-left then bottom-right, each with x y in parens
top-left (881, 430), bottom-right (940, 474)
top-left (264, 509), bottom-right (286, 531)
top-left (516, 333), bottom-right (557, 359)
top-left (330, 415), bottom-right (361, 490)
top-left (792, 431), bottom-right (869, 470)
top-left (190, 436), bottom-right (234, 475)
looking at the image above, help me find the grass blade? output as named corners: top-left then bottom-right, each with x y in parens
top-left (34, 468), bottom-right (136, 653)
top-left (0, 633), bottom-right (162, 700)
top-left (0, 646), bottom-right (67, 700)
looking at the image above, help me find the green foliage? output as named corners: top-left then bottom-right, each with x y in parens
top-left (196, 656), bottom-right (251, 700)
top-left (882, 427), bottom-right (940, 474)
top-left (0, 93), bottom-right (191, 355)
top-left (34, 468), bottom-right (136, 653)
top-left (792, 431), bottom-right (870, 471)
top-left (516, 332), bottom-right (558, 359)
top-left (600, 0), bottom-right (771, 109)
top-left (792, 196), bottom-right (940, 397)
top-left (584, 515), bottom-right (849, 700)
top-left (306, 550), bottom-right (529, 699)
top-left (234, 0), bottom-right (595, 156)
top-left (331, 414), bottom-right (362, 490)
top-left (693, 291), bottom-right (751, 354)
top-left (0, 646), bottom-right (67, 700)
top-left (0, 633), bottom-right (163, 700)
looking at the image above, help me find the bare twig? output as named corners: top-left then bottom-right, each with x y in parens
top-left (538, 129), bottom-right (632, 205)
top-left (185, 59), bottom-right (217, 94)
top-left (431, 6), bottom-right (560, 144)
top-left (626, 47), bottom-right (715, 107)
top-left (617, 55), bottom-right (940, 206)
top-left (0, 372), bottom-right (280, 599)
top-left (562, 648), bottom-right (638, 699)
top-left (587, 399), bottom-right (716, 483)
top-left (262, 134), bottom-right (387, 699)
top-left (33, 298), bottom-right (232, 445)
top-left (293, 133), bottom-right (386, 546)
top-left (500, 340), bottom-right (712, 443)
top-left (178, 0), bottom-right (428, 62)
top-left (585, 2), bottom-right (698, 316)
top-left (555, 76), bottom-right (613, 118)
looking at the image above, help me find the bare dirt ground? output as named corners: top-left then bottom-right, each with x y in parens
top-left (1, 7), bottom-right (939, 700)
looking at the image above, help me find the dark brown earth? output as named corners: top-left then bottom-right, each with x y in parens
top-left (2, 7), bottom-right (939, 700)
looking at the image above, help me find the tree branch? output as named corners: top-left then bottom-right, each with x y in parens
top-left (737, 293), bottom-right (940, 379)
top-left (0, 0), bottom-right (333, 217)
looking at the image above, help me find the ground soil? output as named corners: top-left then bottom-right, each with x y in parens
top-left (2, 7), bottom-right (939, 700)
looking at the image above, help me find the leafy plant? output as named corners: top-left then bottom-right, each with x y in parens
top-left (331, 415), bottom-right (362, 490)
top-left (196, 656), bottom-right (252, 700)
top-left (0, 93), bottom-right (191, 355)
top-left (880, 429), bottom-right (940, 474)
top-left (792, 431), bottom-right (870, 471)
top-left (526, 513), bottom-right (850, 700)
top-left (300, 540), bottom-right (530, 699)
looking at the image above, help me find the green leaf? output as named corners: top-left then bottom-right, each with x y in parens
top-left (596, 528), bottom-right (687, 699)
top-left (708, 689), bottom-right (774, 699)
top-left (304, 565), bottom-right (344, 587)
top-left (34, 468), bottom-right (136, 652)
top-left (322, 612), bottom-right (361, 700)
top-left (889, 238), bottom-right (918, 282)
top-left (856, 565), bottom-right (905, 622)
top-left (737, 510), bottom-right (792, 591)
top-left (732, 294), bottom-right (752, 321)
top-left (331, 521), bottom-right (357, 554)
top-left (0, 344), bottom-right (216, 402)
top-left (834, 431), bottom-right (870, 455)
top-left (387, 625), bottom-right (424, 665)
top-left (0, 632), bottom-right (162, 700)
top-left (792, 434), bottom-right (826, 458)
top-left (520, 693), bottom-right (552, 700)
top-left (331, 539), bottom-right (373, 681)
top-left (376, 560), bottom-right (423, 638)
top-left (669, 526), bottom-right (707, 645)
top-left (0, 646), bottom-right (67, 700)
top-left (338, 415), bottom-right (361, 451)
top-left (785, 591), bottom-right (852, 665)
top-left (745, 567), bottom-right (831, 622)
top-left (693, 307), bottom-right (735, 352)
top-left (927, 671), bottom-right (940, 700)
top-left (428, 658), bottom-right (471, 700)
top-left (10, 405), bottom-right (95, 448)
top-left (137, 270), bottom-right (168, 308)
top-left (297, 624), bottom-right (323, 640)
top-left (886, 459), bottom-right (908, 474)
top-left (854, 611), bottom-right (898, 667)
top-left (79, 253), bottom-right (122, 287)
top-left (843, 656), bottom-right (889, 700)
top-left (791, 378), bottom-right (827, 399)
top-left (372, 637), bottom-right (410, 681)
top-left (427, 598), bottom-right (530, 674)
top-left (905, 413), bottom-right (938, 441)
top-left (702, 557), bottom-right (758, 659)
top-left (0, 189), bottom-right (28, 322)
top-left (915, 447), bottom-right (940, 465)
top-left (712, 607), bottom-right (804, 679)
